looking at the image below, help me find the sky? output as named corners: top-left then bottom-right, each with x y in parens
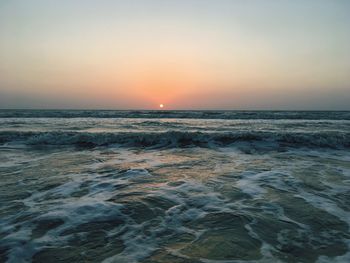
top-left (0, 0), bottom-right (349, 110)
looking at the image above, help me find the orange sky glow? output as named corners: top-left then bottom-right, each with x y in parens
top-left (0, 0), bottom-right (349, 109)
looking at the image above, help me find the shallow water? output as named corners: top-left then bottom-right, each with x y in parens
top-left (0, 110), bottom-right (349, 263)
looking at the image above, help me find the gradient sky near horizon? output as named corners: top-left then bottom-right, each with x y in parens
top-left (1, 0), bottom-right (350, 110)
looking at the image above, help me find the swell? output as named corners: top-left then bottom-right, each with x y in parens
top-left (1, 110), bottom-right (350, 120)
top-left (0, 130), bottom-right (349, 149)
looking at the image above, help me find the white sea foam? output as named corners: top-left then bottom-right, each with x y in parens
top-left (1, 112), bottom-right (350, 262)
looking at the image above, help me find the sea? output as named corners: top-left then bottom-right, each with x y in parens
top-left (0, 110), bottom-right (349, 263)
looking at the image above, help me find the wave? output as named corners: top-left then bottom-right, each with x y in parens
top-left (0, 130), bottom-right (349, 149)
top-left (1, 110), bottom-right (350, 120)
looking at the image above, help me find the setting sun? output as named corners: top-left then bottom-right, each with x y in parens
top-left (0, 1), bottom-right (349, 262)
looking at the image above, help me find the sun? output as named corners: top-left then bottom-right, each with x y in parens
top-left (159, 104), bottom-right (164, 108)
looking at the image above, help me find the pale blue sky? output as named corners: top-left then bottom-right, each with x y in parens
top-left (0, 0), bottom-right (349, 109)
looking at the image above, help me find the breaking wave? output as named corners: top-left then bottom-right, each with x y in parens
top-left (1, 130), bottom-right (349, 149)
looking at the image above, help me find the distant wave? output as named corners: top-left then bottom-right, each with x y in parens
top-left (1, 130), bottom-right (349, 149)
top-left (1, 110), bottom-right (350, 120)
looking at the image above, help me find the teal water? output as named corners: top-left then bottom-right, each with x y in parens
top-left (0, 111), bottom-right (349, 263)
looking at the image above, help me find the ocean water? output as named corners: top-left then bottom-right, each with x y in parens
top-left (0, 110), bottom-right (349, 263)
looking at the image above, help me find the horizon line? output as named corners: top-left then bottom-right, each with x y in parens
top-left (0, 108), bottom-right (349, 112)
